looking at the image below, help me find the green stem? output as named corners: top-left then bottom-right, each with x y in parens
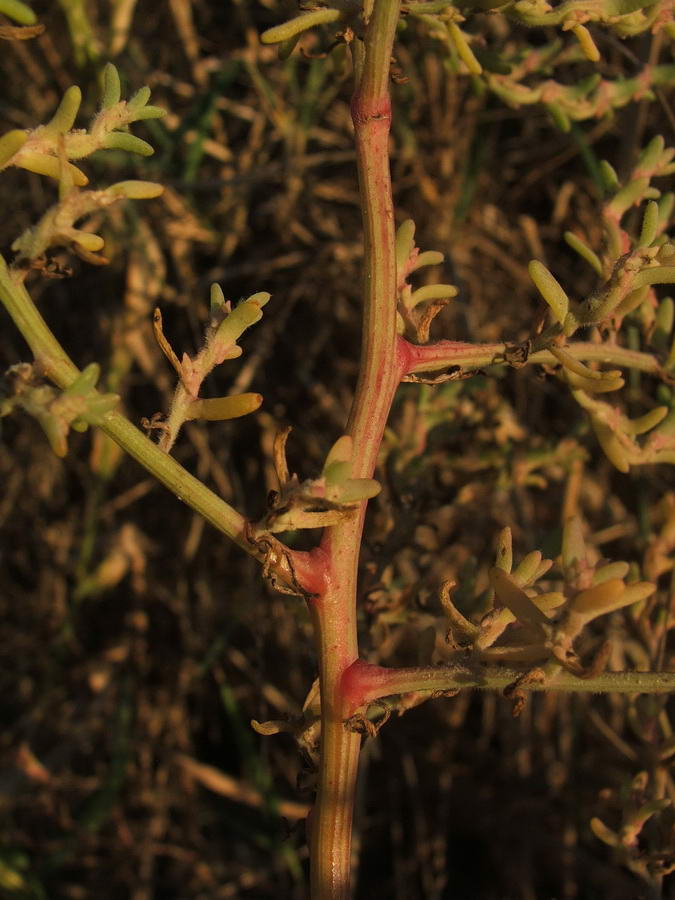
top-left (341, 659), bottom-right (675, 714)
top-left (309, 3), bottom-right (401, 898)
top-left (402, 337), bottom-right (661, 376)
top-left (0, 256), bottom-right (312, 591)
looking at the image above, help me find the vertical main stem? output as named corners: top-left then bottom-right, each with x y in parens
top-left (309, 3), bottom-right (402, 898)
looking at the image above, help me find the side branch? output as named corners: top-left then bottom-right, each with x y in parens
top-left (0, 256), bottom-right (314, 594)
top-left (341, 659), bottom-right (675, 716)
top-left (400, 336), bottom-right (661, 377)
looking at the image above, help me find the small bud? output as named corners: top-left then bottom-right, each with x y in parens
top-left (210, 283), bottom-right (227, 316)
top-left (395, 219), bottom-right (416, 279)
top-left (67, 362), bottom-right (101, 395)
top-left (324, 434), bottom-right (352, 468)
top-left (322, 435), bottom-right (353, 484)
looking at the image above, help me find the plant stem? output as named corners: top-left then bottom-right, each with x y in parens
top-left (402, 336), bottom-right (661, 376)
top-left (309, 2), bottom-right (401, 897)
top-left (341, 659), bottom-right (675, 715)
top-left (0, 256), bottom-right (313, 591)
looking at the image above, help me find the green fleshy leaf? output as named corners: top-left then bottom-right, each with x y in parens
top-left (16, 151), bottom-right (88, 185)
top-left (545, 103), bottom-right (570, 133)
top-left (625, 406), bottom-right (668, 435)
top-left (45, 86), bottom-right (81, 134)
top-left (603, 0), bottom-right (658, 13)
top-left (653, 297), bottom-right (674, 351)
top-left (610, 177), bottom-right (649, 218)
top-left (636, 134), bottom-right (665, 172)
top-left (333, 478), bottom-right (381, 503)
top-left (213, 292), bottom-right (270, 350)
top-left (72, 231), bottom-right (105, 252)
top-left (599, 160), bottom-right (620, 192)
top-left (260, 8), bottom-right (341, 44)
top-left (103, 132), bottom-right (154, 155)
top-left (109, 180), bottom-right (163, 199)
top-left (0, 0), bottom-right (36, 25)
top-left (101, 63), bottom-right (121, 109)
top-left (0, 129), bottom-right (28, 168)
top-left (127, 86), bottom-right (151, 110)
top-left (490, 568), bottom-right (548, 633)
top-left (638, 200), bottom-right (659, 248)
top-left (529, 260), bottom-right (569, 325)
top-left (187, 393), bottom-right (262, 421)
top-left (324, 460), bottom-right (352, 485)
top-left (513, 551), bottom-right (543, 586)
top-left (65, 362), bottom-right (101, 395)
top-left (410, 250), bottom-right (445, 272)
top-left (592, 420), bottom-right (630, 472)
top-left (561, 516), bottom-right (586, 571)
top-left (324, 435), bottom-right (352, 469)
top-left (409, 284), bottom-right (458, 307)
top-left (593, 562), bottom-right (630, 585)
top-left (564, 231), bottom-right (602, 275)
top-left (495, 527), bottom-right (512, 573)
top-left (130, 105), bottom-right (166, 121)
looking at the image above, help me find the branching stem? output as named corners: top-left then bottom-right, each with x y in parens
top-left (0, 256), bottom-right (314, 592)
top-left (308, 3), bottom-right (402, 898)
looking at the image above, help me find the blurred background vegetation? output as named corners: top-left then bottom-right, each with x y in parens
top-left (0, 1), bottom-right (674, 897)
